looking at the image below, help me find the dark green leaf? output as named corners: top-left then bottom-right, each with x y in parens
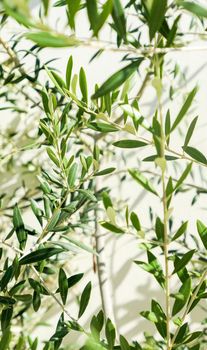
top-left (111, 0), bottom-right (126, 40)
top-left (95, 167), bottom-right (116, 176)
top-left (78, 282), bottom-right (92, 318)
top-left (92, 59), bottom-right (143, 98)
top-left (173, 250), bottom-right (195, 274)
top-left (183, 146), bottom-right (207, 165)
top-left (94, 0), bottom-right (113, 36)
top-left (130, 212), bottom-right (141, 232)
top-left (79, 67), bottom-right (88, 103)
top-left (172, 278), bottom-right (191, 316)
top-left (19, 248), bottom-right (64, 265)
top-left (113, 140), bottom-right (148, 148)
top-left (13, 204), bottom-right (27, 249)
top-left (105, 318), bottom-right (116, 350)
top-left (67, 0), bottom-right (81, 30)
top-left (100, 221), bottom-right (125, 234)
top-left (171, 221), bottom-right (188, 241)
top-left (174, 163), bottom-right (192, 190)
top-left (66, 56), bottom-right (73, 89)
top-left (0, 327), bottom-right (11, 350)
top-left (68, 162), bottom-right (78, 188)
top-left (1, 307), bottom-right (13, 332)
top-left (148, 0), bottom-right (167, 41)
top-left (196, 220), bottom-right (207, 249)
top-left (33, 290), bottom-right (41, 312)
top-left (120, 335), bottom-right (130, 350)
top-left (58, 268), bottom-right (68, 305)
top-left (0, 296), bottom-right (16, 305)
top-left (183, 116), bottom-right (198, 147)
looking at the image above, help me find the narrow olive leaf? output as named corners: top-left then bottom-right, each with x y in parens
top-left (58, 268), bottom-right (68, 305)
top-left (94, 167), bottom-right (116, 176)
top-left (47, 209), bottom-right (61, 232)
top-left (140, 310), bottom-right (158, 323)
top-left (171, 221), bottom-right (188, 241)
top-left (105, 318), bottom-right (116, 350)
top-left (171, 87), bottom-right (197, 132)
top-left (182, 331), bottom-right (202, 345)
top-left (86, 0), bottom-right (98, 30)
top-left (78, 282), bottom-right (92, 318)
top-left (0, 327), bottom-right (11, 350)
top-left (174, 323), bottom-right (189, 345)
top-left (196, 220), bottom-right (207, 249)
top-left (25, 32), bottom-right (79, 48)
top-left (120, 335), bottom-right (130, 350)
top-left (66, 56), bottom-right (73, 89)
top-left (0, 296), bottom-right (16, 305)
top-left (111, 0), bottom-right (126, 40)
top-left (148, 0), bottom-right (167, 41)
top-left (174, 162), bottom-right (192, 190)
top-left (94, 0), bottom-right (113, 36)
top-left (178, 0), bottom-right (207, 18)
top-left (63, 236), bottom-right (97, 255)
top-left (79, 67), bottom-right (88, 103)
top-left (46, 148), bottom-right (59, 167)
top-left (92, 59), bottom-right (143, 98)
top-left (33, 290), bottom-right (41, 312)
top-left (67, 273), bottom-right (83, 288)
top-left (13, 204), bottom-right (27, 249)
top-left (67, 0), bottom-right (81, 30)
top-left (19, 248), bottom-right (64, 265)
top-left (113, 140), bottom-right (148, 148)
top-left (1, 307), bottom-right (13, 331)
top-left (183, 116), bottom-right (198, 148)
top-left (100, 221), bottom-right (125, 234)
top-left (128, 169), bottom-right (158, 196)
top-left (172, 278), bottom-right (191, 316)
top-left (130, 212), bottom-right (141, 232)
top-left (68, 162), bottom-right (78, 188)
top-left (173, 250), bottom-right (195, 274)
top-left (88, 122), bottom-right (118, 132)
top-left (77, 189), bottom-right (97, 202)
top-left (183, 146), bottom-right (207, 165)
top-left (151, 300), bottom-right (167, 338)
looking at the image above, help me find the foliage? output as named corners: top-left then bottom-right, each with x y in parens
top-left (0, 0), bottom-right (207, 349)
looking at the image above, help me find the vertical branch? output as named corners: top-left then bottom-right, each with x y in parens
top-left (156, 56), bottom-right (171, 349)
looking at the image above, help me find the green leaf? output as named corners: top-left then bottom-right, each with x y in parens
top-left (92, 59), bottom-right (143, 98)
top-left (0, 296), bottom-right (15, 305)
top-left (66, 56), bottom-right (73, 89)
top-left (58, 268), bottom-right (68, 305)
top-left (47, 209), bottom-right (61, 232)
top-left (134, 251), bottom-right (165, 287)
top-left (67, 273), bottom-right (84, 288)
top-left (62, 236), bottom-right (97, 255)
top-left (196, 220), bottom-right (207, 249)
top-left (19, 248), bottom-right (64, 265)
top-left (13, 204), bottom-right (27, 249)
top-left (113, 140), bottom-right (148, 148)
top-left (105, 318), bottom-right (116, 350)
top-left (78, 282), bottom-right (92, 318)
top-left (148, 0), bottom-right (167, 41)
top-left (79, 67), bottom-right (88, 103)
top-left (130, 212), bottom-right (141, 232)
top-left (171, 221), bottom-right (188, 241)
top-left (151, 299), bottom-right (166, 338)
top-left (120, 335), bottom-right (130, 350)
top-left (25, 32), bottom-right (79, 48)
top-left (173, 250), bottom-right (195, 274)
top-left (171, 87), bottom-right (197, 132)
top-left (100, 221), bottom-right (125, 234)
top-left (77, 189), bottom-right (97, 202)
top-left (111, 0), bottom-right (126, 40)
top-left (182, 331), bottom-right (202, 345)
top-left (178, 1), bottom-right (207, 18)
top-left (88, 122), bottom-right (119, 133)
top-left (183, 146), bottom-right (207, 165)
top-left (94, 167), bottom-right (116, 176)
top-left (86, 0), bottom-right (98, 30)
top-left (33, 290), bottom-right (41, 312)
top-left (1, 307), bottom-right (13, 332)
top-left (172, 278), bottom-right (191, 316)
top-left (68, 162), bottom-right (78, 188)
top-left (0, 327), bottom-right (11, 350)
top-left (183, 116), bottom-right (198, 147)
top-left (174, 162), bottom-right (192, 190)
top-left (94, 0), bottom-right (113, 36)
top-left (140, 310), bottom-right (158, 323)
top-left (67, 0), bottom-right (81, 30)
top-left (128, 169), bottom-right (158, 196)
